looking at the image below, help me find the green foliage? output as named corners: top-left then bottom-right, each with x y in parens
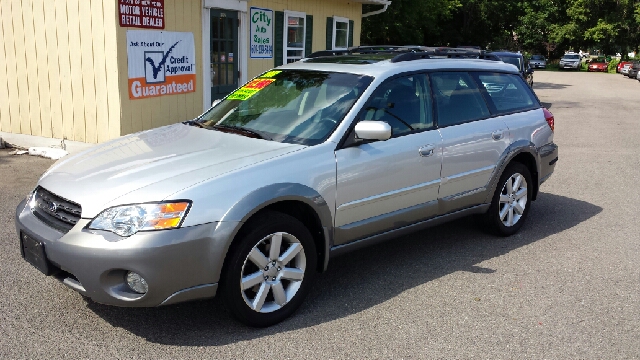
top-left (360, 0), bottom-right (640, 59)
top-left (361, 0), bottom-right (460, 45)
top-left (608, 58), bottom-right (620, 73)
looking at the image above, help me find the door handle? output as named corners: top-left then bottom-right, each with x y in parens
top-left (419, 145), bottom-right (436, 157)
top-left (492, 130), bottom-right (504, 141)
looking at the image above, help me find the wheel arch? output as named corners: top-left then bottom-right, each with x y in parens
top-left (484, 141), bottom-right (541, 204)
top-left (218, 183), bottom-right (333, 282)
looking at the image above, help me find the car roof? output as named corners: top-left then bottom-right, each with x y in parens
top-left (277, 57), bottom-right (521, 79)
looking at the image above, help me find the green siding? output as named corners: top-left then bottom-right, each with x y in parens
top-left (348, 20), bottom-right (354, 47)
top-left (305, 15), bottom-right (313, 57)
top-left (274, 11), bottom-right (284, 67)
top-left (326, 17), bottom-right (333, 50)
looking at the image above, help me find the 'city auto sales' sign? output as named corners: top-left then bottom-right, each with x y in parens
top-left (126, 30), bottom-right (196, 100)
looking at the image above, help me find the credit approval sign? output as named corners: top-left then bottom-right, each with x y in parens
top-left (126, 30), bottom-right (196, 100)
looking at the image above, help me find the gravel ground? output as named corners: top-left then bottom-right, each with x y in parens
top-left (1, 70), bottom-right (638, 359)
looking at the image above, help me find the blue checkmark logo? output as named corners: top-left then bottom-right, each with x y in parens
top-left (144, 41), bottom-right (180, 84)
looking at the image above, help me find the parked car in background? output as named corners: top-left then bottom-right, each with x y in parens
top-left (559, 53), bottom-right (582, 70)
top-left (621, 63), bottom-right (633, 75)
top-left (490, 51), bottom-right (534, 87)
top-left (617, 60), bottom-right (634, 73)
top-left (626, 61), bottom-right (640, 78)
top-left (529, 55), bottom-right (547, 69)
top-left (587, 59), bottom-right (608, 72)
top-left (15, 50), bottom-right (557, 327)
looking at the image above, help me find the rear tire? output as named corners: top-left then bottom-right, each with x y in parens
top-left (220, 211), bottom-right (317, 327)
top-left (483, 162), bottom-right (532, 236)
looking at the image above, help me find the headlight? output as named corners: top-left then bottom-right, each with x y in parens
top-left (26, 189), bottom-right (37, 209)
top-left (88, 201), bottom-right (191, 237)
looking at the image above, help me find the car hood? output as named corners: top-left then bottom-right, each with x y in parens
top-left (38, 124), bottom-right (305, 217)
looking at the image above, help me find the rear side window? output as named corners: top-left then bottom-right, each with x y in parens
top-left (475, 73), bottom-right (538, 115)
top-left (431, 72), bottom-right (490, 127)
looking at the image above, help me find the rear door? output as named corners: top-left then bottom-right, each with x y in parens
top-left (432, 71), bottom-right (510, 214)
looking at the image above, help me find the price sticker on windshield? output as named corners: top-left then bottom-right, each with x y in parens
top-left (261, 70), bottom-right (281, 78)
top-left (227, 78), bottom-right (275, 100)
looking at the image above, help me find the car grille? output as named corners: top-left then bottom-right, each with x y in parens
top-left (31, 187), bottom-right (82, 234)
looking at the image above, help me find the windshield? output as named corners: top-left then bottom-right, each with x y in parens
top-left (563, 54), bottom-right (580, 60)
top-left (531, 55), bottom-right (544, 60)
top-left (197, 70), bottom-right (372, 146)
top-left (498, 56), bottom-right (522, 70)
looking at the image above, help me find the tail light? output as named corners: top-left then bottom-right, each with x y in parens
top-left (543, 108), bottom-right (554, 131)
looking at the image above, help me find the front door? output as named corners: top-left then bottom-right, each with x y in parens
top-left (334, 74), bottom-right (443, 245)
top-left (210, 9), bottom-right (239, 104)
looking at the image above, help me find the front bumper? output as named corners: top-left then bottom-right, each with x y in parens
top-left (15, 199), bottom-right (239, 307)
top-left (531, 63), bottom-right (546, 69)
top-left (560, 62), bottom-right (580, 69)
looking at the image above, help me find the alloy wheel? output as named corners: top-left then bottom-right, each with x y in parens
top-left (498, 172), bottom-right (528, 227)
top-left (240, 232), bottom-right (306, 313)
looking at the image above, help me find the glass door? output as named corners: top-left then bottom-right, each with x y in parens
top-left (210, 9), bottom-right (239, 103)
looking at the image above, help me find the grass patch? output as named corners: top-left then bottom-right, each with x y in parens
top-left (537, 64), bottom-right (560, 71)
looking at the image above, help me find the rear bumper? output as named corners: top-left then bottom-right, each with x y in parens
top-left (15, 198), bottom-right (239, 307)
top-left (538, 143), bottom-right (558, 185)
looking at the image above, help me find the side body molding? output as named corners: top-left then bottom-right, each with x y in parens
top-left (219, 183), bottom-right (334, 272)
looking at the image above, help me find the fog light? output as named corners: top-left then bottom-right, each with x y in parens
top-left (125, 271), bottom-right (148, 294)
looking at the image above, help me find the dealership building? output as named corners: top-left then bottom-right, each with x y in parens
top-left (1, 0), bottom-right (390, 143)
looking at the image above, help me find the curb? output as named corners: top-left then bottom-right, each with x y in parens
top-left (0, 132), bottom-right (96, 155)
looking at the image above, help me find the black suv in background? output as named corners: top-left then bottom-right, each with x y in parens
top-left (490, 51), bottom-right (534, 88)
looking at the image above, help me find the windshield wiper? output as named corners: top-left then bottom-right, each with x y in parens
top-left (212, 124), bottom-right (269, 140)
top-left (183, 120), bottom-right (206, 128)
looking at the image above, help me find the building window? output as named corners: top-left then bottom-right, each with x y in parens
top-left (333, 17), bottom-right (349, 50)
top-left (284, 11), bottom-right (306, 64)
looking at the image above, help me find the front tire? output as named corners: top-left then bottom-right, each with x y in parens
top-left (221, 211), bottom-right (317, 327)
top-left (484, 162), bottom-right (532, 236)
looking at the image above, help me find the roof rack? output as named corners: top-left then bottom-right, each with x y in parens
top-left (390, 47), bottom-right (501, 62)
top-left (305, 46), bottom-right (502, 64)
top-left (306, 45), bottom-right (428, 58)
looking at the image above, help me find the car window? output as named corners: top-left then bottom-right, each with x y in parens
top-left (563, 54), bottom-right (580, 60)
top-left (360, 74), bottom-right (432, 137)
top-left (498, 56), bottom-right (522, 70)
top-left (475, 73), bottom-right (537, 114)
top-left (531, 55), bottom-right (544, 60)
top-left (431, 72), bottom-right (490, 127)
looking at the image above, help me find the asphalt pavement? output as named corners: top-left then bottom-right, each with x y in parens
top-left (1, 70), bottom-right (638, 359)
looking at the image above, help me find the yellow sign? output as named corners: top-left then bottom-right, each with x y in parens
top-left (261, 70), bottom-right (281, 78)
top-left (227, 78), bottom-right (276, 100)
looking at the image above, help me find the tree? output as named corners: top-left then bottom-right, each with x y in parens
top-left (360, 0), bottom-right (640, 58)
top-left (361, 0), bottom-right (460, 46)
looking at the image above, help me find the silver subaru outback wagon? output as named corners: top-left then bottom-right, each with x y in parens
top-left (16, 52), bottom-right (558, 327)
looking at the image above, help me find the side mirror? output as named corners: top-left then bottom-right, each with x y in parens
top-left (354, 121), bottom-right (392, 141)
